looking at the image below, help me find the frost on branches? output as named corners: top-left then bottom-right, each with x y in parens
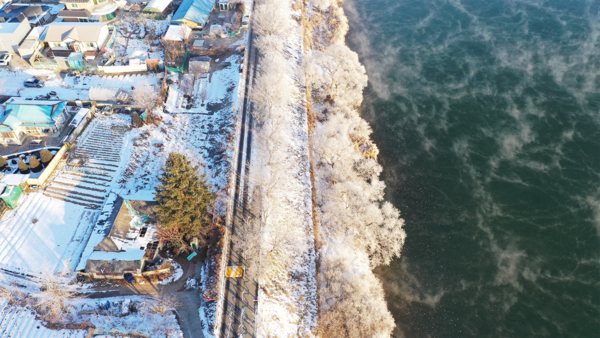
top-left (304, 1), bottom-right (406, 337)
top-left (237, 0), bottom-right (318, 335)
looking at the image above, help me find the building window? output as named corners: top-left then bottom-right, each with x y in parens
top-left (101, 10), bottom-right (116, 21)
top-left (0, 132), bottom-right (13, 138)
top-left (88, 42), bottom-right (95, 47)
top-left (78, 18), bottom-right (89, 22)
top-left (71, 3), bottom-right (78, 8)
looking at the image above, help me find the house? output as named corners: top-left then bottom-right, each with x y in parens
top-left (79, 197), bottom-right (161, 279)
top-left (170, 0), bottom-right (213, 29)
top-left (57, 0), bottom-right (118, 22)
top-left (17, 26), bottom-right (46, 59)
top-left (0, 18), bottom-right (31, 53)
top-left (142, 0), bottom-right (172, 19)
top-left (42, 22), bottom-right (111, 58)
top-left (163, 24), bottom-right (191, 41)
top-left (218, 0), bottom-right (230, 11)
top-left (0, 98), bottom-right (68, 146)
top-left (0, 5), bottom-right (52, 26)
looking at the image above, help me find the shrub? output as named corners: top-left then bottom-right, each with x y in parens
top-left (18, 160), bottom-right (29, 174)
top-left (40, 149), bottom-right (53, 165)
top-left (132, 112), bottom-right (143, 128)
top-left (29, 157), bottom-right (42, 173)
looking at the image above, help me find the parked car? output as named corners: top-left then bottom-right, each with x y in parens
top-left (0, 53), bottom-right (11, 66)
top-left (24, 78), bottom-right (44, 88)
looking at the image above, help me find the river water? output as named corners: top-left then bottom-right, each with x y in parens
top-left (345, 0), bottom-right (600, 337)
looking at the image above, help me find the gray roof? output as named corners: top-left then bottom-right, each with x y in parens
top-left (85, 259), bottom-right (144, 274)
top-left (94, 201), bottom-right (133, 252)
top-left (57, 9), bottom-right (91, 18)
top-left (43, 22), bottom-right (107, 42)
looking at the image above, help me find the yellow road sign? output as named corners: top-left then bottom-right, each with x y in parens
top-left (226, 266), bottom-right (243, 278)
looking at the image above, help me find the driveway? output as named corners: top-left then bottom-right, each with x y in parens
top-left (85, 257), bottom-right (205, 338)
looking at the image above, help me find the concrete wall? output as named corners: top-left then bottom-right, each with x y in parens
top-left (98, 64), bottom-right (148, 73)
top-left (0, 19), bottom-right (32, 53)
top-left (26, 144), bottom-right (67, 186)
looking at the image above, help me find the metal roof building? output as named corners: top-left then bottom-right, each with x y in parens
top-left (171, 0), bottom-right (213, 28)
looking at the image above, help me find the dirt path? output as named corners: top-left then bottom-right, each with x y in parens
top-left (85, 257), bottom-right (205, 338)
top-left (175, 290), bottom-right (205, 338)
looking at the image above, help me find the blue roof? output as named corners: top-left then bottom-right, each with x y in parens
top-left (171, 0), bottom-right (213, 25)
top-left (0, 100), bottom-right (66, 131)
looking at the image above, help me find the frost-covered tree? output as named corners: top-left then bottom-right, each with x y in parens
top-left (154, 153), bottom-right (215, 249)
top-left (305, 44), bottom-right (368, 107)
top-left (253, 0), bottom-right (292, 37)
top-left (251, 54), bottom-right (292, 128)
top-left (34, 271), bottom-right (78, 323)
top-left (149, 293), bottom-right (180, 316)
top-left (318, 247), bottom-right (396, 337)
top-left (133, 80), bottom-right (158, 113)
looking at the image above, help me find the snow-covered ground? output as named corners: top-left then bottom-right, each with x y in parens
top-left (0, 68), bottom-right (160, 101)
top-left (248, 1), bottom-right (319, 336)
top-left (118, 60), bottom-right (240, 202)
top-left (0, 115), bottom-right (131, 275)
top-left (0, 296), bottom-right (182, 338)
top-left (160, 260), bottom-right (183, 285)
top-left (0, 194), bottom-right (97, 274)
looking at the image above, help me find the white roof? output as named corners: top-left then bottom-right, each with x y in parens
top-left (1, 174), bottom-right (29, 186)
top-left (0, 20), bottom-right (27, 34)
top-left (145, 0), bottom-right (171, 12)
top-left (43, 22), bottom-right (107, 43)
top-left (25, 26), bottom-right (47, 41)
top-left (69, 108), bottom-right (89, 127)
top-left (89, 86), bottom-right (119, 101)
top-left (163, 25), bottom-right (191, 41)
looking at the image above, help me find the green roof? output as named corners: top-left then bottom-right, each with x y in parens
top-left (0, 99), bottom-right (66, 131)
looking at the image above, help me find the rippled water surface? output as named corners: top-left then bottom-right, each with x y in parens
top-left (345, 0), bottom-right (600, 336)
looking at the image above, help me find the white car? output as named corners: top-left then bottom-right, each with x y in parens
top-left (0, 53), bottom-right (11, 66)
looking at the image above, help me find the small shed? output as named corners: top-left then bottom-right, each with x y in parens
top-left (192, 39), bottom-right (204, 50)
top-left (142, 0), bottom-right (172, 19)
top-left (170, 0), bottom-right (214, 29)
top-left (218, 0), bottom-right (229, 11)
top-left (163, 25), bottom-right (191, 41)
top-left (89, 87), bottom-right (119, 101)
top-left (209, 24), bottom-right (225, 38)
top-left (189, 56), bottom-right (210, 74)
top-left (0, 174), bottom-right (28, 209)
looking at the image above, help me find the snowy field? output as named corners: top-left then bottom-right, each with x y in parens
top-left (120, 55), bottom-right (241, 205)
top-left (0, 194), bottom-right (96, 274)
top-left (0, 296), bottom-right (182, 338)
top-left (0, 68), bottom-right (159, 101)
top-left (0, 116), bottom-right (130, 275)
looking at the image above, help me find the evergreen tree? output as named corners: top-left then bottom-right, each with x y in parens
top-left (40, 149), bottom-right (53, 165)
top-left (0, 156), bottom-right (7, 170)
top-left (154, 153), bottom-right (215, 249)
top-left (18, 160), bottom-right (30, 174)
top-left (132, 112), bottom-right (143, 128)
top-left (29, 157), bottom-right (42, 173)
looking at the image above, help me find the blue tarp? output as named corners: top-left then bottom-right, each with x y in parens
top-left (171, 0), bottom-right (213, 25)
top-left (0, 100), bottom-right (66, 131)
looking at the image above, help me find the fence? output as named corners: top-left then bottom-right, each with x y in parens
top-left (97, 64), bottom-right (148, 73)
top-left (212, 25), bottom-right (254, 337)
top-left (26, 145), bottom-right (67, 186)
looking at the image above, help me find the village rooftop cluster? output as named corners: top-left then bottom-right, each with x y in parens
top-left (0, 0), bottom-right (250, 335)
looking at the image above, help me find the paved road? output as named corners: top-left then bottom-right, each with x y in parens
top-left (218, 27), bottom-right (260, 338)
